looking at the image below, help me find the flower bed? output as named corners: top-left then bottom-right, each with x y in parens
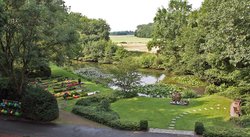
top-left (0, 99), bottom-right (22, 116)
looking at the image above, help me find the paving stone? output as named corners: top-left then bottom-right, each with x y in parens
top-left (171, 121), bottom-right (176, 124)
top-left (169, 124), bottom-right (175, 127)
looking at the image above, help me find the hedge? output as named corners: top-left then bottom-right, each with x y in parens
top-left (203, 127), bottom-right (250, 137)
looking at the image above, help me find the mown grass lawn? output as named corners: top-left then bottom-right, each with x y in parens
top-left (111, 95), bottom-right (237, 130)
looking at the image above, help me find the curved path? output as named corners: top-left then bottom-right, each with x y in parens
top-left (0, 118), bottom-right (194, 137)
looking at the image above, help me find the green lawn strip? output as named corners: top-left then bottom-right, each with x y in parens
top-left (111, 95), bottom-right (236, 130)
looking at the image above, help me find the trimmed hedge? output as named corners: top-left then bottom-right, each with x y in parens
top-left (203, 127), bottom-right (250, 137)
top-left (194, 122), bottom-right (205, 135)
top-left (140, 120), bottom-right (148, 131)
top-left (21, 86), bottom-right (59, 121)
top-left (73, 95), bottom-right (148, 131)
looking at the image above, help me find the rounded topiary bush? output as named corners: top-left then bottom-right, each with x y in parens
top-left (139, 120), bottom-right (148, 131)
top-left (194, 122), bottom-right (205, 135)
top-left (21, 86), bottom-right (59, 122)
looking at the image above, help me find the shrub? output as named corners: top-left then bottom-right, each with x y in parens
top-left (230, 115), bottom-right (250, 128)
top-left (72, 106), bottom-right (119, 124)
top-left (139, 120), bottom-right (148, 131)
top-left (21, 86), bottom-right (59, 122)
top-left (205, 84), bottom-right (220, 95)
top-left (182, 90), bottom-right (198, 98)
top-left (108, 120), bottom-right (140, 131)
top-left (99, 99), bottom-right (110, 111)
top-left (194, 122), bottom-right (205, 135)
top-left (203, 127), bottom-right (249, 137)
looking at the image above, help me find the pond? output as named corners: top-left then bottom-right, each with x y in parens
top-left (71, 62), bottom-right (166, 85)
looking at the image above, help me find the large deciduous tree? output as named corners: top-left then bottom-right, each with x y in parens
top-left (0, 0), bottom-right (79, 95)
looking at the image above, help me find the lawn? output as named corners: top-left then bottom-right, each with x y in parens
top-left (111, 95), bottom-right (237, 130)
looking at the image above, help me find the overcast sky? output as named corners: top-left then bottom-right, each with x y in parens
top-left (64, 0), bottom-right (204, 31)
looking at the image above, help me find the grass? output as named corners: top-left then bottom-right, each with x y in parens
top-left (110, 35), bottom-right (151, 44)
top-left (50, 64), bottom-right (114, 112)
top-left (111, 95), bottom-right (237, 130)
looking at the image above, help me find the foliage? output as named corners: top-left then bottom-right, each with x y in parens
top-left (135, 84), bottom-right (176, 98)
top-left (194, 122), bottom-right (205, 135)
top-left (0, 0), bottom-right (79, 94)
top-left (73, 94), bottom-right (144, 131)
top-left (139, 120), bottom-right (149, 131)
top-left (111, 58), bottom-right (141, 92)
top-left (135, 23), bottom-right (153, 38)
top-left (110, 31), bottom-right (134, 35)
top-left (203, 127), bottom-right (250, 137)
top-left (182, 90), bottom-right (198, 98)
top-left (21, 86), bottom-right (59, 121)
top-left (230, 115), bottom-right (250, 128)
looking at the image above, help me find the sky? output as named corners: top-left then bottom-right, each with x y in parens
top-left (64, 0), bottom-right (204, 31)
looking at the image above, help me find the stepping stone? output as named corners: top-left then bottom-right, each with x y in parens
top-left (169, 124), bottom-right (175, 127)
top-left (183, 112), bottom-right (188, 115)
top-left (224, 107), bottom-right (227, 109)
top-left (172, 119), bottom-right (176, 121)
top-left (168, 127), bottom-right (175, 129)
top-left (171, 121), bottom-right (176, 124)
top-left (193, 110), bottom-right (197, 112)
top-left (179, 114), bottom-right (184, 117)
top-left (187, 111), bottom-right (191, 113)
top-left (198, 109), bottom-right (202, 111)
top-left (217, 104), bottom-right (221, 106)
top-left (210, 107), bottom-right (214, 110)
top-left (176, 116), bottom-right (181, 119)
top-left (204, 108), bottom-right (208, 110)
top-left (217, 107), bottom-right (220, 109)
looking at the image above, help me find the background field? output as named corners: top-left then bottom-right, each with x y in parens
top-left (110, 35), bottom-right (157, 53)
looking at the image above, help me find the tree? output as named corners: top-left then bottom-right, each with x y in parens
top-left (111, 58), bottom-right (141, 93)
top-left (148, 0), bottom-right (192, 68)
top-left (0, 0), bottom-right (79, 95)
top-left (134, 23), bottom-right (154, 38)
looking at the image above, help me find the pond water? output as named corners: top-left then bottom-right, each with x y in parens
top-left (72, 62), bottom-right (167, 86)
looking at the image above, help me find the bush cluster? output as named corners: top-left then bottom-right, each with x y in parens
top-left (230, 115), bottom-right (250, 128)
top-left (73, 94), bottom-right (148, 131)
top-left (194, 122), bottom-right (205, 135)
top-left (21, 86), bottom-right (59, 122)
top-left (182, 90), bottom-right (198, 98)
top-left (203, 127), bottom-right (250, 137)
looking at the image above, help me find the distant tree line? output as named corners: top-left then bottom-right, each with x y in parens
top-left (134, 23), bottom-right (154, 38)
top-left (110, 31), bottom-right (134, 35)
